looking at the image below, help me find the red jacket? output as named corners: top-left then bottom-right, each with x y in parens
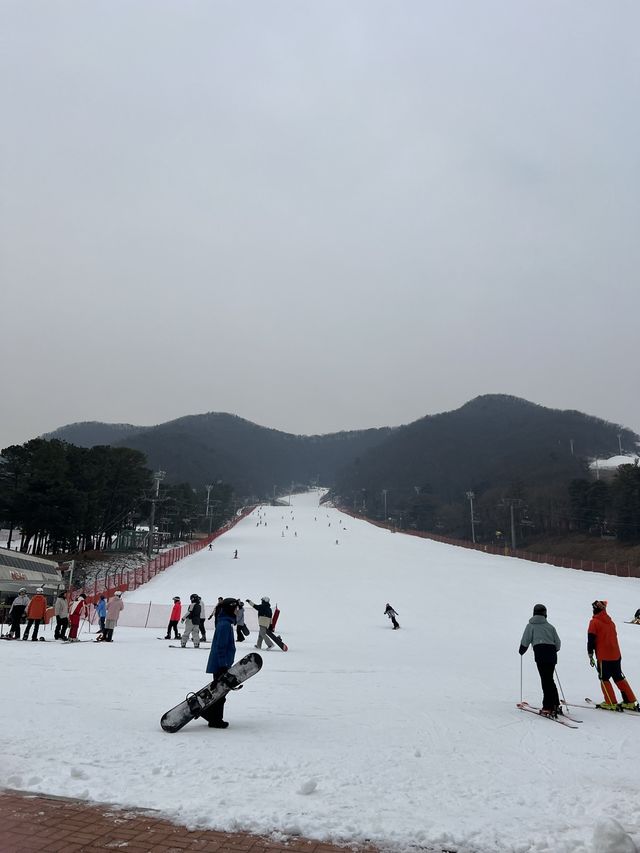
top-left (588, 609), bottom-right (621, 661)
top-left (170, 602), bottom-right (181, 621)
top-left (27, 594), bottom-right (47, 620)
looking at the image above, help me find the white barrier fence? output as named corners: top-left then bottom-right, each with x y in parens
top-left (87, 602), bottom-right (260, 631)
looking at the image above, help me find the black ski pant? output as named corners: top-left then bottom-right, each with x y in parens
top-left (166, 619), bottom-right (180, 639)
top-left (54, 616), bottom-right (69, 640)
top-left (23, 619), bottom-right (43, 640)
top-left (536, 661), bottom-right (559, 711)
top-left (199, 619), bottom-right (207, 642)
top-left (200, 696), bottom-right (226, 725)
top-left (9, 614), bottom-right (22, 639)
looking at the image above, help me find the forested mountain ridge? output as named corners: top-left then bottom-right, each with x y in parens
top-left (43, 397), bottom-right (638, 519)
top-left (328, 394), bottom-right (639, 538)
top-left (44, 412), bottom-right (394, 497)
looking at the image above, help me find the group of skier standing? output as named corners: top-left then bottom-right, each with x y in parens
top-left (5, 588), bottom-right (124, 642)
top-left (519, 599), bottom-right (638, 717)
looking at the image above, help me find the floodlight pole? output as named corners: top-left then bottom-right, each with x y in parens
top-left (147, 470), bottom-right (166, 558)
top-left (465, 491), bottom-right (476, 544)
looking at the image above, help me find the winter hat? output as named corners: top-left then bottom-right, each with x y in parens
top-left (190, 594), bottom-right (200, 603)
top-left (115, 591), bottom-right (122, 597)
top-left (261, 596), bottom-right (270, 603)
top-left (173, 596), bottom-right (180, 602)
top-left (592, 600), bottom-right (608, 614)
top-left (36, 587), bottom-right (44, 593)
top-left (221, 597), bottom-right (239, 616)
top-left (533, 604), bottom-right (547, 617)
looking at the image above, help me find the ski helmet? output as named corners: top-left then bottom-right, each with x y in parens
top-left (190, 594), bottom-right (200, 603)
top-left (36, 587), bottom-right (44, 594)
top-left (19, 588), bottom-right (26, 593)
top-left (115, 590), bottom-right (122, 597)
top-left (173, 596), bottom-right (180, 601)
top-left (261, 596), bottom-right (270, 603)
top-left (592, 600), bottom-right (607, 614)
top-left (532, 604), bottom-right (547, 617)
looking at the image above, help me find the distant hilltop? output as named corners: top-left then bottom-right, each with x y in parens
top-left (42, 395), bottom-right (638, 502)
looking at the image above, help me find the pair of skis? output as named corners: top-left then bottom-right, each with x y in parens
top-left (516, 702), bottom-right (581, 728)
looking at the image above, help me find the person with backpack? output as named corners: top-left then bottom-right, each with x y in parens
top-left (246, 596), bottom-right (274, 650)
top-left (519, 603), bottom-right (561, 717)
top-left (181, 594), bottom-right (202, 647)
top-left (165, 596), bottom-right (182, 639)
top-left (201, 597), bottom-right (239, 729)
top-left (588, 600), bottom-right (639, 711)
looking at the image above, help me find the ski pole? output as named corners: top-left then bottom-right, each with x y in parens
top-left (555, 667), bottom-right (567, 707)
top-left (520, 654), bottom-right (523, 704)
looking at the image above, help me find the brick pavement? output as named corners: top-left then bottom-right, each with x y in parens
top-left (0, 790), bottom-right (379, 853)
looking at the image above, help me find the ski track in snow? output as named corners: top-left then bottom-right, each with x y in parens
top-left (4, 490), bottom-right (640, 853)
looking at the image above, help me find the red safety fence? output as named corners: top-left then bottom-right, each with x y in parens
top-left (338, 507), bottom-right (640, 579)
top-left (75, 506), bottom-right (256, 606)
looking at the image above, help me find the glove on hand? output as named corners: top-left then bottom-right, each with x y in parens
top-left (589, 655), bottom-right (596, 668)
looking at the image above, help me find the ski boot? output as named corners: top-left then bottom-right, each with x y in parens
top-left (620, 702), bottom-right (640, 712)
top-left (596, 702), bottom-right (622, 711)
top-left (539, 708), bottom-right (556, 718)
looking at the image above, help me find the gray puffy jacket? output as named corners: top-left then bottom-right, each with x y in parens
top-left (519, 615), bottom-right (561, 663)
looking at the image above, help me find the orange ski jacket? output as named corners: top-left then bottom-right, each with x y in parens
top-left (587, 609), bottom-right (621, 661)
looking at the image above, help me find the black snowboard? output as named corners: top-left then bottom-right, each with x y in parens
top-left (160, 652), bottom-right (263, 733)
top-left (266, 628), bottom-right (288, 651)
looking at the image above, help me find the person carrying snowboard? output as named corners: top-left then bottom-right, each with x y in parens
top-left (384, 603), bottom-right (400, 629)
top-left (165, 596), bottom-right (182, 639)
top-left (247, 596), bottom-right (274, 650)
top-left (181, 594), bottom-right (202, 647)
top-left (588, 600), bottom-right (639, 711)
top-left (201, 597), bottom-right (238, 729)
top-left (519, 603), bottom-right (561, 717)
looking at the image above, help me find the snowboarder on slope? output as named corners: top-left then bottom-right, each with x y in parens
top-left (201, 597), bottom-right (238, 729)
top-left (165, 596), bottom-right (181, 639)
top-left (384, 603), bottom-right (400, 629)
top-left (588, 600), bottom-right (639, 711)
top-left (519, 604), bottom-right (561, 717)
top-left (181, 594), bottom-right (202, 647)
top-left (247, 596), bottom-right (274, 650)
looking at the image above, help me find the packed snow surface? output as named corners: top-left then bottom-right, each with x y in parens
top-left (5, 490), bottom-right (640, 853)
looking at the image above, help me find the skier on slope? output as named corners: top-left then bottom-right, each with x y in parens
top-left (384, 603), bottom-right (400, 629)
top-left (8, 588), bottom-right (30, 639)
top-left (201, 597), bottom-right (238, 729)
top-left (588, 600), bottom-right (639, 711)
top-left (23, 588), bottom-right (48, 641)
top-left (519, 604), bottom-right (561, 717)
top-left (246, 596), bottom-right (274, 650)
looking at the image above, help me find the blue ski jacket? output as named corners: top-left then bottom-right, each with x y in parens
top-left (95, 598), bottom-right (107, 618)
top-left (206, 614), bottom-right (236, 675)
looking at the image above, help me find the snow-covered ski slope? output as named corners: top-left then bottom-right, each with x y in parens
top-left (5, 490), bottom-right (640, 853)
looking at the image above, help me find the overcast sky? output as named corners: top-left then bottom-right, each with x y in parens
top-left (2, 1), bottom-right (639, 451)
